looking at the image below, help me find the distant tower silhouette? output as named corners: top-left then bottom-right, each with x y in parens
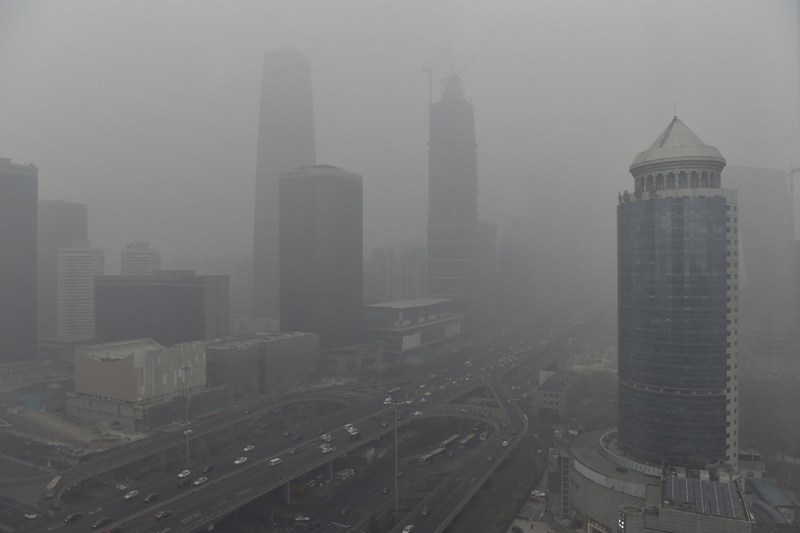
top-left (617, 117), bottom-right (739, 468)
top-left (279, 165), bottom-right (362, 349)
top-left (0, 157), bottom-right (38, 361)
top-left (427, 75), bottom-right (479, 323)
top-left (253, 49), bottom-right (316, 321)
top-left (38, 200), bottom-right (88, 337)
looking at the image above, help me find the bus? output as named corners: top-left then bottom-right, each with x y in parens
top-left (459, 433), bottom-right (476, 448)
top-left (417, 446), bottom-right (446, 465)
top-left (44, 475), bottom-right (62, 498)
top-left (439, 434), bottom-right (461, 449)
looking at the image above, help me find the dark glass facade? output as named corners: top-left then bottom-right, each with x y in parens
top-left (0, 158), bottom-right (38, 362)
top-left (427, 76), bottom-right (479, 305)
top-left (280, 166), bottom-right (363, 349)
top-left (618, 195), bottom-right (731, 468)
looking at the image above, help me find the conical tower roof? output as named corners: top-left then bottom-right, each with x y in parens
top-left (630, 117), bottom-right (725, 171)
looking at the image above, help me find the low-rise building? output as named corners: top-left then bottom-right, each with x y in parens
top-left (206, 332), bottom-right (319, 400)
top-left (363, 298), bottom-right (463, 356)
top-left (532, 368), bottom-right (577, 416)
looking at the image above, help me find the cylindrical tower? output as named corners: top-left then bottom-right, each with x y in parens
top-left (617, 117), bottom-right (739, 469)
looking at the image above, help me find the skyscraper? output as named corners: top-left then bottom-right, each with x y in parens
top-left (617, 117), bottom-right (739, 468)
top-left (280, 165), bottom-right (362, 349)
top-left (57, 240), bottom-right (104, 338)
top-left (253, 49), bottom-right (316, 321)
top-left (38, 200), bottom-right (88, 337)
top-left (121, 241), bottom-right (161, 276)
top-left (0, 157), bottom-right (38, 361)
top-left (427, 76), bottom-right (479, 320)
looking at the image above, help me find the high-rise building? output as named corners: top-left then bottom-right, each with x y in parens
top-left (57, 240), bottom-right (104, 338)
top-left (617, 117), bottom-right (739, 468)
top-left (37, 200), bottom-right (88, 337)
top-left (95, 270), bottom-right (229, 346)
top-left (427, 76), bottom-right (479, 321)
top-left (253, 49), bottom-right (316, 320)
top-left (0, 157), bottom-right (38, 361)
top-left (280, 165), bottom-right (362, 349)
top-left (121, 241), bottom-right (161, 276)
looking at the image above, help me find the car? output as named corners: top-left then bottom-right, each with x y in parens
top-left (178, 478), bottom-right (191, 488)
top-left (154, 510), bottom-right (172, 520)
top-left (501, 440), bottom-right (510, 447)
top-left (194, 476), bottom-right (208, 485)
top-left (293, 434), bottom-right (302, 441)
top-left (92, 517), bottom-right (112, 529)
top-left (144, 492), bottom-right (160, 503)
top-left (413, 411), bottom-right (423, 416)
top-left (183, 429), bottom-right (194, 436)
top-left (403, 525), bottom-right (415, 532)
top-left (340, 506), bottom-right (351, 515)
top-left (382, 487), bottom-right (389, 494)
top-left (243, 444), bottom-right (255, 452)
top-left (178, 469), bottom-right (191, 478)
top-left (24, 513), bottom-right (37, 520)
top-left (115, 483), bottom-right (128, 490)
top-left (201, 464), bottom-right (215, 473)
top-left (268, 457), bottom-right (282, 466)
top-left (343, 423), bottom-right (354, 431)
top-left (532, 489), bottom-right (546, 497)
top-left (63, 513), bottom-right (82, 523)
top-left (320, 433), bottom-right (333, 442)
top-left (420, 506), bottom-right (430, 516)
top-left (321, 446), bottom-right (335, 454)
top-left (124, 490), bottom-right (139, 499)
top-left (283, 431), bottom-right (291, 437)
top-left (234, 456), bottom-right (248, 465)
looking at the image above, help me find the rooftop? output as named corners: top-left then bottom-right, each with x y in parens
top-left (208, 331), bottom-right (315, 350)
top-left (662, 475), bottom-right (747, 520)
top-left (366, 297), bottom-right (453, 310)
top-left (81, 338), bottom-right (164, 361)
top-left (630, 116), bottom-right (725, 170)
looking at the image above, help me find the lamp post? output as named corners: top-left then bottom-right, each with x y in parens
top-left (393, 401), bottom-right (399, 525)
top-left (182, 364), bottom-right (191, 463)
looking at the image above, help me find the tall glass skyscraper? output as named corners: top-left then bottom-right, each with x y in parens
top-left (0, 157), bottom-right (38, 362)
top-left (253, 49), bottom-right (316, 321)
top-left (617, 117), bottom-right (739, 469)
top-left (427, 76), bottom-right (479, 314)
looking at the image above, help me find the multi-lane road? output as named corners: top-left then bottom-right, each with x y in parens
top-left (5, 313), bottom-right (590, 533)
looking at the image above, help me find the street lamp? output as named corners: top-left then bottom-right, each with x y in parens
top-left (393, 401), bottom-right (399, 525)
top-left (182, 365), bottom-right (192, 463)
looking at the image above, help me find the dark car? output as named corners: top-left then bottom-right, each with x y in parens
top-left (63, 513), bottom-right (82, 523)
top-left (201, 465), bottom-right (215, 473)
top-left (154, 510), bottom-right (172, 520)
top-left (143, 492), bottom-right (159, 503)
top-left (178, 478), bottom-right (191, 488)
top-left (92, 518), bottom-right (112, 529)
top-left (382, 487), bottom-right (389, 494)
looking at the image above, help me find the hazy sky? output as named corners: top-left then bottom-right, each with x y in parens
top-left (1, 1), bottom-right (798, 300)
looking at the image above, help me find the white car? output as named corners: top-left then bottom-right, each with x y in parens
top-left (243, 444), bottom-right (255, 452)
top-left (234, 456), bottom-right (248, 465)
top-left (193, 476), bottom-right (208, 486)
top-left (343, 423), bottom-right (354, 431)
top-left (413, 411), bottom-right (423, 416)
top-left (124, 490), bottom-right (139, 500)
top-left (501, 440), bottom-right (510, 447)
top-left (183, 429), bottom-right (194, 436)
top-left (532, 489), bottom-right (546, 497)
top-left (178, 469), bottom-right (191, 478)
top-left (320, 433), bottom-right (333, 442)
top-left (321, 446), bottom-right (335, 454)
top-left (403, 525), bottom-right (415, 532)
top-left (24, 513), bottom-right (37, 520)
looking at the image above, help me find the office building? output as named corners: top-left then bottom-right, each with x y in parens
top-left (617, 117), bottom-right (738, 468)
top-left (0, 157), bottom-right (38, 362)
top-left (56, 240), bottom-right (104, 338)
top-left (427, 76), bottom-right (479, 322)
top-left (280, 165), bottom-right (362, 349)
top-left (253, 49), bottom-right (316, 320)
top-left (121, 241), bottom-right (161, 276)
top-left (37, 200), bottom-right (88, 337)
top-left (363, 298), bottom-right (463, 356)
top-left (95, 270), bottom-right (229, 346)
